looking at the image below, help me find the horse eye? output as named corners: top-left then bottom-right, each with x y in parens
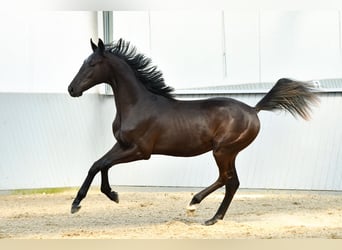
top-left (88, 60), bottom-right (98, 67)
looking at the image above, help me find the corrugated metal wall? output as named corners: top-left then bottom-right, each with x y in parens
top-left (0, 92), bottom-right (341, 190)
top-left (0, 93), bottom-right (114, 190)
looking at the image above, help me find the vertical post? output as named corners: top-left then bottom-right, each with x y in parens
top-left (103, 11), bottom-right (113, 95)
top-left (258, 10), bottom-right (262, 84)
top-left (221, 10), bottom-right (227, 80)
top-left (338, 10), bottom-right (342, 69)
top-left (103, 11), bottom-right (113, 44)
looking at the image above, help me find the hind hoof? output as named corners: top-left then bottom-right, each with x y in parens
top-left (71, 205), bottom-right (81, 214)
top-left (186, 204), bottom-right (197, 212)
top-left (204, 218), bottom-right (219, 226)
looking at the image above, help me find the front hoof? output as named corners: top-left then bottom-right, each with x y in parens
top-left (108, 191), bottom-right (119, 203)
top-left (71, 204), bottom-right (81, 214)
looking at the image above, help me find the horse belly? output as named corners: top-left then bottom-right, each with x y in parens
top-left (152, 128), bottom-right (213, 157)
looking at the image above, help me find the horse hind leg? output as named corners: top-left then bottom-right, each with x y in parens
top-left (205, 166), bottom-right (239, 225)
top-left (204, 150), bottom-right (239, 225)
top-left (187, 149), bottom-right (239, 225)
top-left (187, 150), bottom-right (234, 209)
top-left (187, 177), bottom-right (225, 212)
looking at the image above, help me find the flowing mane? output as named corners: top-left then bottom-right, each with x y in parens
top-left (106, 39), bottom-right (175, 99)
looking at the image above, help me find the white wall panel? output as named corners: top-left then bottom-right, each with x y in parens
top-left (0, 11), bottom-right (98, 93)
top-left (28, 12), bottom-right (98, 93)
top-left (111, 10), bottom-right (342, 88)
top-left (149, 11), bottom-right (224, 88)
top-left (113, 11), bottom-right (151, 55)
top-left (0, 12), bottom-right (31, 92)
top-left (260, 11), bottom-right (342, 82)
top-left (224, 11), bottom-right (260, 84)
top-left (0, 93), bottom-right (114, 190)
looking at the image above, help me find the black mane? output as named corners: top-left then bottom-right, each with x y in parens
top-left (106, 39), bottom-right (174, 99)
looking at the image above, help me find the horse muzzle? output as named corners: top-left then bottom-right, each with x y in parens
top-left (68, 86), bottom-right (83, 97)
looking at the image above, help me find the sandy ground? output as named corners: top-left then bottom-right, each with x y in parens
top-left (0, 187), bottom-right (342, 239)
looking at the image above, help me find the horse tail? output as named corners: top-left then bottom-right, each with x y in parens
top-left (254, 78), bottom-right (319, 120)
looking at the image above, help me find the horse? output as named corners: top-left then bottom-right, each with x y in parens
top-left (68, 38), bottom-right (319, 225)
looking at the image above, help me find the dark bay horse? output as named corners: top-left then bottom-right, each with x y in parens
top-left (68, 38), bottom-right (319, 225)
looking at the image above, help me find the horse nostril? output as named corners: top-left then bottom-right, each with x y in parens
top-left (68, 86), bottom-right (74, 95)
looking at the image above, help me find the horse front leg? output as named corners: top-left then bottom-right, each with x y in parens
top-left (71, 143), bottom-right (142, 214)
top-left (100, 167), bottom-right (119, 203)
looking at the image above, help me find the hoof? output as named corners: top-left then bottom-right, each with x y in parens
top-left (204, 218), bottom-right (218, 226)
top-left (112, 192), bottom-right (119, 203)
top-left (186, 205), bottom-right (197, 217)
top-left (107, 191), bottom-right (119, 203)
top-left (186, 204), bottom-right (197, 212)
top-left (71, 204), bottom-right (81, 214)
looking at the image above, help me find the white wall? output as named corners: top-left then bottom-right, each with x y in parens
top-left (0, 93), bottom-right (114, 190)
top-left (0, 11), bottom-right (98, 93)
top-left (2, 10), bottom-right (341, 93)
top-left (113, 10), bottom-right (342, 88)
top-left (259, 11), bottom-right (342, 82)
top-left (224, 11), bottom-right (260, 84)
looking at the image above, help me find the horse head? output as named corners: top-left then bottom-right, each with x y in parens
top-left (68, 38), bottom-right (107, 97)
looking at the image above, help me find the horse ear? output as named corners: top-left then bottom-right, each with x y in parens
top-left (98, 38), bottom-right (105, 53)
top-left (90, 38), bottom-right (97, 52)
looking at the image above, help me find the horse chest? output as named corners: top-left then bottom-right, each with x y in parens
top-left (112, 119), bottom-right (146, 146)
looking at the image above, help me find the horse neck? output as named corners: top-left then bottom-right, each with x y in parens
top-left (107, 56), bottom-right (152, 113)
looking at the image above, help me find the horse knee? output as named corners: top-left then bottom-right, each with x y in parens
top-left (88, 161), bottom-right (104, 176)
top-left (90, 158), bottom-right (114, 174)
